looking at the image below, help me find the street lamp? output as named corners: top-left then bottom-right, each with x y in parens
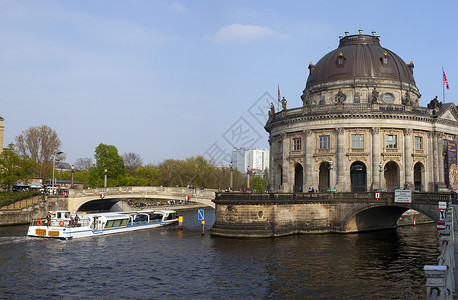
top-left (229, 161), bottom-right (233, 189)
top-left (71, 164), bottom-right (75, 189)
top-left (52, 151), bottom-right (63, 187)
top-left (379, 162), bottom-right (384, 191)
top-left (104, 169), bottom-right (108, 188)
top-left (247, 165), bottom-right (251, 190)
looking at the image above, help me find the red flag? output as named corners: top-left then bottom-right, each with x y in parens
top-left (278, 84), bottom-right (281, 101)
top-left (443, 69), bottom-right (449, 89)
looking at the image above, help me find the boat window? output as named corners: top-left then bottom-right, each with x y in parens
top-left (64, 212), bottom-right (70, 218)
top-left (120, 219), bottom-right (128, 226)
top-left (112, 219), bottom-right (122, 227)
top-left (106, 220), bottom-right (114, 228)
top-left (57, 212), bottom-right (61, 218)
top-left (149, 214), bottom-right (163, 221)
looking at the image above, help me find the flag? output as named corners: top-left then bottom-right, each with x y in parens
top-left (278, 84), bottom-right (281, 101)
top-left (443, 69), bottom-right (449, 89)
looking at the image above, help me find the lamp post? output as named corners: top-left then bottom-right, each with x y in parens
top-left (379, 162), bottom-right (384, 191)
top-left (229, 161), bottom-right (233, 189)
top-left (52, 151), bottom-right (63, 187)
top-left (327, 159), bottom-right (336, 192)
top-left (104, 169), bottom-right (108, 188)
top-left (247, 165), bottom-right (251, 190)
top-left (71, 165), bottom-right (75, 189)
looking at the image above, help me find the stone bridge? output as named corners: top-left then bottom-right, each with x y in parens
top-left (211, 191), bottom-right (453, 237)
top-left (67, 186), bottom-right (216, 213)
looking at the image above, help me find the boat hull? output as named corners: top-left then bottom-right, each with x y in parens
top-left (27, 219), bottom-right (178, 239)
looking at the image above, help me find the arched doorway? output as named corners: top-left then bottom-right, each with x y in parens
top-left (384, 161), bottom-right (399, 191)
top-left (350, 162), bottom-right (366, 192)
top-left (319, 162), bottom-right (330, 192)
top-left (294, 163), bottom-right (303, 192)
top-left (414, 162), bottom-right (424, 192)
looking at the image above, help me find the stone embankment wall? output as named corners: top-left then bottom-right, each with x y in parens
top-left (0, 198), bottom-right (67, 226)
top-left (210, 192), bottom-right (445, 237)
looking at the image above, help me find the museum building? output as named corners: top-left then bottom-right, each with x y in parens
top-left (265, 31), bottom-right (458, 193)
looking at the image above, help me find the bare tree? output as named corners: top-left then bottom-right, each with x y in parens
top-left (15, 125), bottom-right (63, 180)
top-left (74, 157), bottom-right (94, 171)
top-left (123, 152), bottom-right (143, 174)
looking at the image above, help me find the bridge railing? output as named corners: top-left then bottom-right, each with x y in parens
top-left (69, 186), bottom-right (216, 199)
top-left (214, 191), bottom-right (452, 205)
top-left (424, 206), bottom-right (455, 300)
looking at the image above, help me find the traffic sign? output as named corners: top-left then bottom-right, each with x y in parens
top-left (374, 192), bottom-right (381, 200)
top-left (198, 209), bottom-right (204, 221)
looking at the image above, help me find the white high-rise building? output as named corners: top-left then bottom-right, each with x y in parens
top-left (231, 147), bottom-right (248, 172)
top-left (249, 148), bottom-right (269, 171)
top-left (231, 147), bottom-right (269, 174)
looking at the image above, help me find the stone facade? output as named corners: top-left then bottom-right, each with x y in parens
top-left (265, 33), bottom-right (458, 193)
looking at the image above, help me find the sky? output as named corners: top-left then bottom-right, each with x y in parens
top-left (1, 0), bottom-right (458, 167)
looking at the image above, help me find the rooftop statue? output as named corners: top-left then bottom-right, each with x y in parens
top-left (281, 97), bottom-right (287, 110)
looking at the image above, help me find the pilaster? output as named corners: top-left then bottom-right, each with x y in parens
top-left (371, 128), bottom-right (381, 191)
top-left (336, 128), bottom-right (346, 191)
top-left (404, 129), bottom-right (413, 188)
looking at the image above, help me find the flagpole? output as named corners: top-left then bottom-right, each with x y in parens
top-left (443, 67), bottom-right (446, 103)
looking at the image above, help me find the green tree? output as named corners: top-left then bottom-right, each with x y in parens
top-left (251, 176), bottom-right (268, 193)
top-left (0, 144), bottom-right (37, 191)
top-left (126, 165), bottom-right (161, 186)
top-left (88, 143), bottom-right (127, 187)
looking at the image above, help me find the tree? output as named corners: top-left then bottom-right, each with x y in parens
top-left (74, 157), bottom-right (93, 171)
top-left (88, 143), bottom-right (127, 188)
top-left (15, 125), bottom-right (63, 180)
top-left (251, 176), bottom-right (268, 193)
top-left (123, 152), bottom-right (143, 175)
top-left (126, 165), bottom-right (161, 186)
top-left (0, 144), bottom-right (37, 190)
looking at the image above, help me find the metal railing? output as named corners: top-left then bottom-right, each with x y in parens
top-left (424, 207), bottom-right (455, 300)
top-left (0, 195), bottom-right (45, 210)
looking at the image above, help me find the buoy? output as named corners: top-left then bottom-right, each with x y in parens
top-left (178, 216), bottom-right (183, 230)
top-left (37, 220), bottom-right (42, 226)
top-left (59, 221), bottom-right (64, 227)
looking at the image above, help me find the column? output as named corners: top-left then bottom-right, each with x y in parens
top-left (404, 129), bottom-right (413, 188)
top-left (336, 128), bottom-right (346, 191)
top-left (371, 128), bottom-right (381, 191)
top-left (268, 138), bottom-right (274, 190)
top-left (427, 132), bottom-right (435, 191)
top-left (436, 132), bottom-right (446, 190)
top-left (304, 130), bottom-right (313, 190)
top-left (281, 133), bottom-right (290, 192)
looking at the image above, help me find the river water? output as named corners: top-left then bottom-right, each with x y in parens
top-left (0, 208), bottom-right (439, 299)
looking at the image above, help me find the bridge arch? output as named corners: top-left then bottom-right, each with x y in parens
top-left (342, 203), bottom-right (437, 233)
top-left (67, 186), bottom-right (216, 213)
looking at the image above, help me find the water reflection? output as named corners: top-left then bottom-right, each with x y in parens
top-left (0, 210), bottom-right (438, 299)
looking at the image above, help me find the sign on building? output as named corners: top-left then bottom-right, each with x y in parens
top-left (448, 140), bottom-right (458, 189)
top-left (394, 189), bottom-right (412, 203)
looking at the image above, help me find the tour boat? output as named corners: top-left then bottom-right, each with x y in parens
top-left (27, 209), bottom-right (178, 239)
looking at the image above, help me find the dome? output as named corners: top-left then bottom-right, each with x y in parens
top-left (306, 34), bottom-right (416, 89)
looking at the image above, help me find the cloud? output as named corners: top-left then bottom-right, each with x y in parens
top-left (212, 24), bottom-right (284, 43)
top-left (170, 2), bottom-right (185, 12)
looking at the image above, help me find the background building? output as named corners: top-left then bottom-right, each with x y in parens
top-left (265, 32), bottom-right (458, 193)
top-left (231, 147), bottom-right (269, 174)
